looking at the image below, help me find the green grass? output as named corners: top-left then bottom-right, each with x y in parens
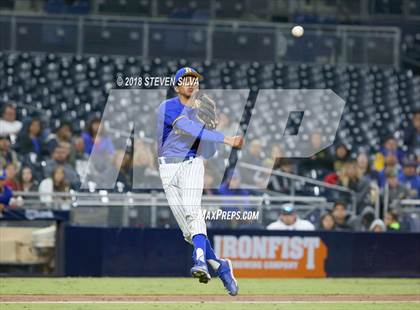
top-left (1, 278), bottom-right (419, 310)
top-left (1, 278), bottom-right (419, 295)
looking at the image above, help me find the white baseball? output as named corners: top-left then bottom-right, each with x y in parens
top-left (291, 25), bottom-right (304, 37)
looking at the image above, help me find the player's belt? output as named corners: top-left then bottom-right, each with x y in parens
top-left (158, 156), bottom-right (195, 165)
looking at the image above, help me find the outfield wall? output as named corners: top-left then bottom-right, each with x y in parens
top-left (63, 226), bottom-right (420, 277)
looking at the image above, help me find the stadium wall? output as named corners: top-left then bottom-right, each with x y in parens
top-left (63, 226), bottom-right (420, 278)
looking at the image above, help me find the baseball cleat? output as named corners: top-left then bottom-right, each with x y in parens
top-left (198, 274), bottom-right (210, 284)
top-left (217, 259), bottom-right (239, 296)
top-left (191, 260), bottom-right (211, 284)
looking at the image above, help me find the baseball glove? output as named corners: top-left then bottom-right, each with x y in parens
top-left (191, 92), bottom-right (218, 130)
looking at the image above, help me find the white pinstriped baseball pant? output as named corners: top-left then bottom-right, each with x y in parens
top-left (158, 157), bottom-right (207, 244)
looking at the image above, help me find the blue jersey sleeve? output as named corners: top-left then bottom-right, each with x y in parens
top-left (174, 117), bottom-right (224, 143)
top-left (0, 186), bottom-right (13, 206)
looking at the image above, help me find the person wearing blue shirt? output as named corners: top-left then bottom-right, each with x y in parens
top-left (156, 67), bottom-right (242, 295)
top-left (0, 170), bottom-right (13, 208)
top-left (82, 117), bottom-right (115, 156)
top-left (398, 158), bottom-right (420, 198)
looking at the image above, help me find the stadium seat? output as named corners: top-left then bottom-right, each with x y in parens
top-left (1, 52), bottom-right (418, 157)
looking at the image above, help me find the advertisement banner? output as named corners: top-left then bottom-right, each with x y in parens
top-left (63, 227), bottom-right (420, 277)
top-left (213, 235), bottom-right (327, 278)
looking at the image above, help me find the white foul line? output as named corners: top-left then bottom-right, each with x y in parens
top-left (1, 301), bottom-right (419, 304)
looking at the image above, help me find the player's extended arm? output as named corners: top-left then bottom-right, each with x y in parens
top-left (174, 116), bottom-right (244, 148)
top-left (174, 116), bottom-right (224, 143)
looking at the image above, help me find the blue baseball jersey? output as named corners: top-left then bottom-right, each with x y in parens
top-left (156, 97), bottom-right (224, 158)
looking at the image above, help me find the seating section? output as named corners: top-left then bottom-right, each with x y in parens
top-left (402, 33), bottom-right (420, 65)
top-left (1, 52), bottom-right (419, 156)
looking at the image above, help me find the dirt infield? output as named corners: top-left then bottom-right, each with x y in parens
top-left (1, 295), bottom-right (419, 302)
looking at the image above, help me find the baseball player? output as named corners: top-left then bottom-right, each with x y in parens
top-left (156, 67), bottom-right (243, 296)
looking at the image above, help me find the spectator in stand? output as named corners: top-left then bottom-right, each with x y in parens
top-left (17, 166), bottom-right (38, 192)
top-left (0, 103), bottom-right (22, 143)
top-left (73, 136), bottom-right (89, 179)
top-left (240, 138), bottom-right (264, 186)
top-left (202, 158), bottom-right (222, 195)
top-left (398, 157), bottom-right (420, 198)
top-left (17, 118), bottom-right (44, 158)
top-left (384, 210), bottom-right (401, 231)
top-left (112, 150), bottom-right (132, 189)
top-left (267, 204), bottom-right (315, 231)
top-left (263, 144), bottom-right (290, 191)
top-left (333, 143), bottom-right (350, 172)
top-left (203, 170), bottom-right (217, 195)
top-left (403, 110), bottom-right (420, 155)
top-left (73, 136), bottom-right (87, 161)
top-left (4, 163), bottom-right (18, 190)
top-left (39, 165), bottom-right (71, 204)
top-left (234, 172), bottom-right (265, 229)
top-left (353, 206), bottom-right (375, 231)
top-left (331, 201), bottom-right (354, 230)
top-left (319, 212), bottom-right (336, 231)
top-left (263, 144), bottom-right (284, 168)
top-left (132, 140), bottom-right (160, 189)
top-left (216, 112), bottom-right (236, 136)
top-left (299, 132), bottom-right (334, 177)
top-left (324, 151), bottom-right (369, 186)
top-left (0, 170), bottom-right (13, 209)
top-left (369, 219), bottom-right (386, 232)
top-left (324, 153), bottom-right (378, 188)
top-left (267, 158), bottom-right (295, 193)
top-left (356, 152), bottom-right (377, 181)
top-left (383, 168), bottom-right (411, 209)
top-left (373, 136), bottom-right (405, 171)
top-left (212, 171), bottom-right (251, 229)
top-left (338, 161), bottom-right (371, 212)
top-left (219, 170), bottom-right (250, 197)
top-left (44, 143), bottom-right (79, 187)
top-left (355, 152), bottom-right (381, 210)
top-left (377, 155), bottom-right (400, 188)
top-left (0, 134), bottom-right (20, 170)
top-left (82, 117), bottom-right (114, 156)
top-left (46, 122), bottom-right (73, 154)
top-left (218, 171), bottom-right (250, 212)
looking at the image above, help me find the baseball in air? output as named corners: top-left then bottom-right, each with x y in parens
top-left (291, 25), bottom-right (304, 37)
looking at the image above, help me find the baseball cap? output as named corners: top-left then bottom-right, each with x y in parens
top-left (280, 203), bottom-right (295, 215)
top-left (174, 67), bottom-right (202, 86)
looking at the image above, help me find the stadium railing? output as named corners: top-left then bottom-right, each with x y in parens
top-left (10, 191), bottom-right (327, 228)
top-left (238, 162), bottom-right (358, 211)
top-left (0, 12), bottom-right (401, 67)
